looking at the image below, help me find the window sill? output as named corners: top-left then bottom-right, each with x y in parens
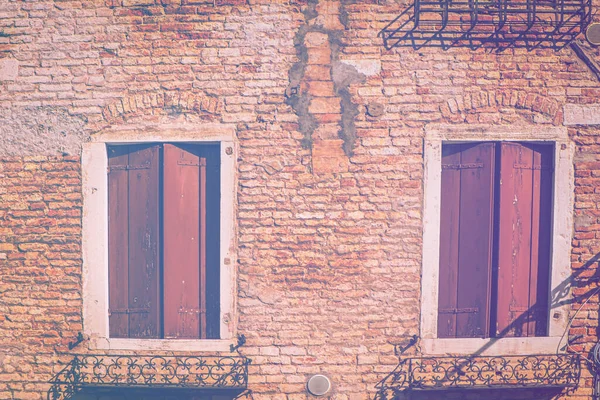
top-left (421, 337), bottom-right (563, 356)
top-left (89, 337), bottom-right (235, 352)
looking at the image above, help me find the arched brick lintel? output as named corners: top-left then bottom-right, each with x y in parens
top-left (441, 90), bottom-right (562, 124)
top-left (101, 92), bottom-right (222, 124)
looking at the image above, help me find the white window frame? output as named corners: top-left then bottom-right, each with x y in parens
top-left (421, 124), bottom-right (574, 356)
top-left (82, 125), bottom-right (237, 352)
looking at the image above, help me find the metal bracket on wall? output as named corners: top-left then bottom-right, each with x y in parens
top-left (395, 335), bottom-right (419, 356)
top-left (67, 332), bottom-right (85, 350)
top-left (230, 334), bottom-right (247, 352)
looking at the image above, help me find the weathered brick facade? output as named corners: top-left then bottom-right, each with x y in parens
top-left (1, 0), bottom-right (600, 399)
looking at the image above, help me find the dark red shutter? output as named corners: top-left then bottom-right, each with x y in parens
top-left (163, 144), bottom-right (207, 339)
top-left (495, 143), bottom-right (553, 337)
top-left (438, 143), bottom-right (495, 338)
top-left (108, 144), bottom-right (160, 338)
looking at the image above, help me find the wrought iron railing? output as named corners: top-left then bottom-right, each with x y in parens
top-left (376, 353), bottom-right (580, 395)
top-left (380, 0), bottom-right (592, 51)
top-left (48, 354), bottom-right (251, 399)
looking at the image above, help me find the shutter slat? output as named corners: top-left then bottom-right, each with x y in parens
top-left (199, 155), bottom-right (207, 339)
top-left (456, 143), bottom-right (495, 338)
top-left (528, 144), bottom-right (553, 336)
top-left (528, 147), bottom-right (542, 337)
top-left (513, 144), bottom-right (534, 337)
top-left (498, 143), bottom-right (533, 337)
top-left (438, 145), bottom-right (461, 338)
top-left (438, 143), bottom-right (495, 338)
top-left (108, 146), bottom-right (131, 338)
top-left (163, 144), bottom-right (206, 339)
top-left (127, 145), bottom-right (160, 338)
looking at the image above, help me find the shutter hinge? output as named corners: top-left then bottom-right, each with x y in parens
top-left (177, 159), bottom-right (207, 167)
top-left (438, 307), bottom-right (479, 314)
top-left (178, 307), bottom-right (207, 314)
top-left (509, 306), bottom-right (529, 312)
top-left (508, 305), bottom-right (547, 312)
top-left (107, 162), bottom-right (151, 173)
top-left (108, 308), bottom-right (150, 315)
top-left (442, 163), bottom-right (484, 170)
top-left (513, 163), bottom-right (553, 170)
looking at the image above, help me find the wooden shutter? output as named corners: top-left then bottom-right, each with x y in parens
top-left (437, 143), bottom-right (495, 338)
top-left (163, 144), bottom-right (207, 339)
top-left (495, 143), bottom-right (553, 337)
top-left (108, 144), bottom-right (160, 338)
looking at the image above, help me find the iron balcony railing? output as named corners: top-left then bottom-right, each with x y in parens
top-left (376, 353), bottom-right (580, 394)
top-left (48, 354), bottom-right (251, 399)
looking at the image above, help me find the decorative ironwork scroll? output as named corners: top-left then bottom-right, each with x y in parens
top-left (376, 354), bottom-right (580, 396)
top-left (380, 0), bottom-right (592, 51)
top-left (48, 354), bottom-right (251, 400)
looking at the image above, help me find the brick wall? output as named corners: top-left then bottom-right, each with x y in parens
top-left (0, 0), bottom-right (599, 399)
top-left (0, 156), bottom-right (81, 399)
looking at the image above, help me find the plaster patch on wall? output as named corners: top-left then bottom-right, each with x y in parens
top-left (0, 107), bottom-right (88, 156)
top-left (574, 214), bottom-right (594, 230)
top-left (563, 104), bottom-right (600, 125)
top-left (0, 59), bottom-right (18, 81)
top-left (339, 59), bottom-right (381, 77)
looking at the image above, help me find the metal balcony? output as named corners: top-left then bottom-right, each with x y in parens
top-left (48, 354), bottom-right (251, 399)
top-left (380, 0), bottom-right (592, 51)
top-left (376, 353), bottom-right (580, 395)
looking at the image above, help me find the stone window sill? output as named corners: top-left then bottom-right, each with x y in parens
top-left (421, 336), bottom-right (563, 356)
top-left (89, 337), bottom-right (234, 352)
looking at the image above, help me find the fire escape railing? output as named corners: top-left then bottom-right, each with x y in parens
top-left (380, 0), bottom-right (592, 51)
top-left (48, 354), bottom-right (251, 400)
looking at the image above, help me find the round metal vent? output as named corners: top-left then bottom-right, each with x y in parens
top-left (586, 23), bottom-right (600, 46)
top-left (306, 374), bottom-right (331, 396)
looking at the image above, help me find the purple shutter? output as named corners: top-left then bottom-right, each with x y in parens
top-left (108, 146), bottom-right (130, 338)
top-left (438, 143), bottom-right (495, 338)
top-left (108, 144), bottom-right (160, 338)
